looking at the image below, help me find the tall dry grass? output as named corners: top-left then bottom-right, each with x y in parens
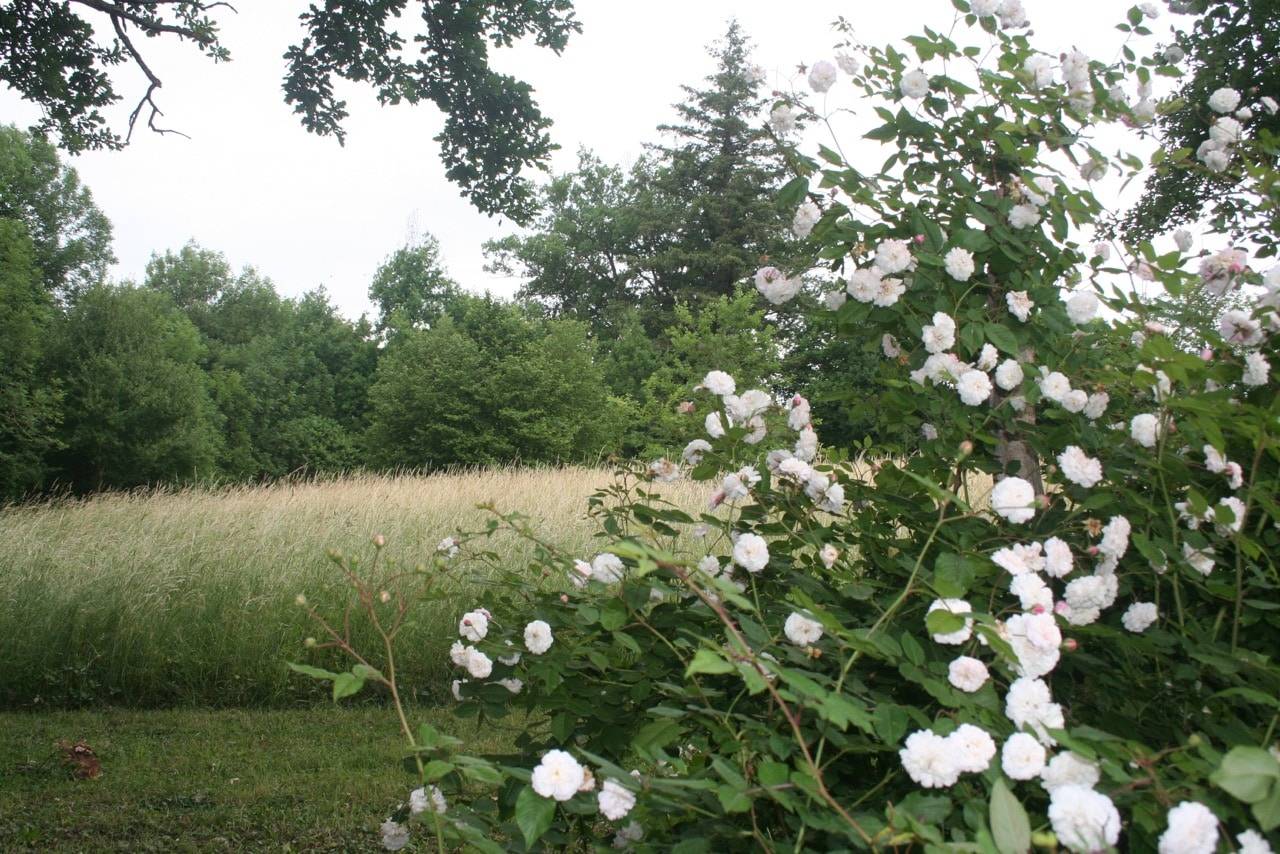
top-left (0, 467), bottom-right (713, 708)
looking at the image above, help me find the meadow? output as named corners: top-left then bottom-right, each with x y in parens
top-left (0, 467), bottom-right (715, 709)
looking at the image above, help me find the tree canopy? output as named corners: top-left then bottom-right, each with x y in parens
top-left (0, 125), bottom-right (113, 301)
top-left (1114, 0), bottom-right (1280, 244)
top-left (0, 1), bottom-right (580, 221)
top-left (487, 22), bottom-right (795, 332)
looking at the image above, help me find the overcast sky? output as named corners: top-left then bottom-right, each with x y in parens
top-left (1, 1), bottom-right (1172, 320)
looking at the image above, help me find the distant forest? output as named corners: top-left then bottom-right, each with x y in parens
top-left (0, 24), bottom-right (888, 499)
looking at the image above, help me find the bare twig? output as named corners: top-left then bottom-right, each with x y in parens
top-left (109, 15), bottom-right (190, 143)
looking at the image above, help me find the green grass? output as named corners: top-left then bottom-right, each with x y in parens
top-left (0, 467), bottom-right (713, 708)
top-left (0, 705), bottom-right (514, 851)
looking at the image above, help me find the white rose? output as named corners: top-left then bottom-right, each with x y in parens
top-left (991, 476), bottom-right (1036, 524)
top-left (944, 247), bottom-right (975, 281)
top-left (1001, 733), bottom-right (1047, 780)
top-left (1159, 801), bottom-right (1219, 854)
top-left (464, 646), bottom-right (493, 679)
top-left (524, 619), bottom-right (554, 655)
top-left (947, 656), bottom-right (989, 692)
top-left (598, 778), bottom-right (637, 820)
top-left (1130, 413), bottom-right (1160, 447)
top-left (995, 359), bottom-right (1024, 390)
top-left (459, 609), bottom-right (489, 642)
top-left (807, 60), bottom-right (837, 94)
top-left (733, 533), bottom-right (770, 573)
top-left (900, 69), bottom-right (930, 99)
top-left (927, 598), bottom-right (974, 644)
top-left (531, 749), bottom-right (586, 801)
top-left (1208, 87), bottom-right (1242, 114)
top-left (1065, 291), bottom-right (1099, 325)
top-left (1122, 601), bottom-right (1158, 633)
top-left (784, 612), bottom-right (824, 646)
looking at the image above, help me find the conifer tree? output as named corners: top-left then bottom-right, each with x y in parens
top-left (646, 20), bottom-right (792, 309)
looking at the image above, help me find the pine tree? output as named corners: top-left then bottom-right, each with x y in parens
top-left (646, 20), bottom-right (791, 308)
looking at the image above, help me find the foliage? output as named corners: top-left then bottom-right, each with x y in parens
top-left (0, 1), bottom-right (226, 151)
top-left (1114, 0), bottom-right (1280, 245)
top-left (0, 1), bottom-right (578, 221)
top-left (646, 21), bottom-right (795, 306)
top-left (368, 237), bottom-right (460, 335)
top-left (0, 218), bottom-right (62, 500)
top-left (48, 284), bottom-right (220, 490)
top-left (485, 151), bottom-right (667, 330)
top-left (295, 3), bottom-right (1280, 851)
top-left (143, 243), bottom-right (376, 481)
top-left (0, 125), bottom-right (113, 301)
top-left (366, 300), bottom-right (622, 469)
top-left (489, 23), bottom-right (795, 331)
top-left (777, 293), bottom-right (899, 451)
top-left (283, 0), bottom-right (579, 221)
top-left (627, 290), bottom-right (781, 457)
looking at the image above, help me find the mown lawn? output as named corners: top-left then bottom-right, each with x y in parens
top-left (0, 706), bottom-right (511, 851)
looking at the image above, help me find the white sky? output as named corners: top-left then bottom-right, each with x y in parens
top-left (1, 1), bottom-right (1170, 321)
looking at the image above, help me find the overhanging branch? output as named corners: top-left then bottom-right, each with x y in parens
top-left (110, 14), bottom-right (189, 142)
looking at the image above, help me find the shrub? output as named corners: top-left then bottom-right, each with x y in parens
top-left (296, 3), bottom-right (1280, 851)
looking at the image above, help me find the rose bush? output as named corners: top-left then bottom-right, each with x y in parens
top-left (295, 1), bottom-right (1280, 850)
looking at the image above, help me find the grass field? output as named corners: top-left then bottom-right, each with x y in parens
top-left (0, 467), bottom-right (714, 708)
top-left (0, 706), bottom-right (516, 851)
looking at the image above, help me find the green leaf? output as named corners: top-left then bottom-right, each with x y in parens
top-left (777, 175), bottom-right (809, 208)
top-left (990, 778), bottom-right (1031, 854)
top-left (633, 718), bottom-right (682, 757)
top-left (287, 662), bottom-right (338, 682)
top-left (926, 608), bottom-right (966, 635)
top-left (758, 760), bottom-right (790, 787)
top-left (351, 663), bottom-right (383, 682)
top-left (600, 599), bottom-right (628, 631)
top-left (952, 228), bottom-right (994, 252)
top-left (984, 322), bottom-right (1020, 356)
top-left (422, 759), bottom-right (455, 781)
top-left (1254, 785), bottom-right (1280, 832)
top-left (1211, 747), bottom-right (1280, 804)
top-left (934, 553), bottom-right (975, 597)
top-left (515, 785), bottom-right (557, 849)
top-left (331, 671), bottom-right (364, 701)
top-left (686, 648), bottom-right (734, 677)
top-left (551, 712), bottom-right (574, 744)
top-left (717, 784), bottom-right (752, 813)
top-left (865, 122), bottom-right (899, 142)
top-left (458, 760), bottom-right (503, 785)
top-left (417, 723), bottom-right (441, 749)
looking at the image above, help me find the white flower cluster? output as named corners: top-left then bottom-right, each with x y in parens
top-left (528, 749), bottom-right (640, 824)
top-left (1203, 444), bottom-right (1246, 492)
top-left (971, 0), bottom-right (1030, 29)
top-left (755, 265), bottom-right (802, 305)
top-left (1037, 367), bottom-right (1108, 420)
top-left (844, 238), bottom-right (915, 308)
top-left (900, 723), bottom-right (996, 788)
top-left (784, 611), bottom-right (823, 646)
top-left (1197, 88), bottom-right (1275, 172)
top-left (570, 552), bottom-right (626, 587)
top-left (791, 201), bottom-right (821, 239)
top-left (700, 370), bottom-right (772, 446)
top-left (898, 496), bottom-right (1152, 847)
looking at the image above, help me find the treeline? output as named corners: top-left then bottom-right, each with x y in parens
top-left (0, 24), bottom-right (886, 500)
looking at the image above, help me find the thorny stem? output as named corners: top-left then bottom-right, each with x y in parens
top-left (664, 560), bottom-right (873, 846)
top-left (1153, 414), bottom-right (1188, 631)
top-left (815, 501), bottom-right (954, 769)
top-left (1232, 436), bottom-right (1268, 652)
top-left (307, 547), bottom-right (446, 854)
